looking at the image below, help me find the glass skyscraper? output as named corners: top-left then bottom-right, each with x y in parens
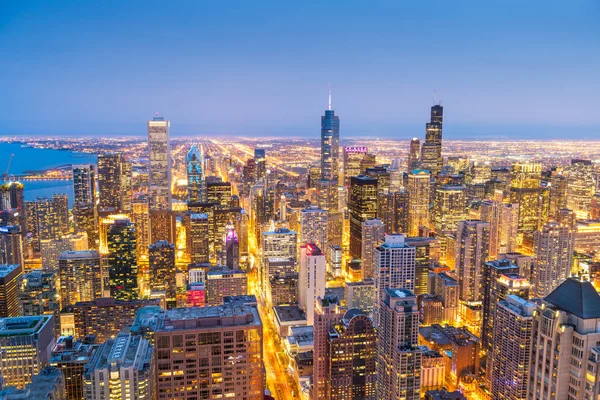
top-left (148, 116), bottom-right (172, 210)
top-left (320, 97), bottom-right (340, 181)
top-left (186, 144), bottom-right (204, 203)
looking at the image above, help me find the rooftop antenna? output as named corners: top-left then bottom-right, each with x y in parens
top-left (433, 89), bottom-right (437, 105)
top-left (328, 83), bottom-right (332, 111)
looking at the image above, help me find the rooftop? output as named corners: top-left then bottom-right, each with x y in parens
top-left (0, 264), bottom-right (20, 278)
top-left (544, 278), bottom-right (600, 319)
top-left (273, 305), bottom-right (307, 323)
top-left (0, 316), bottom-right (51, 336)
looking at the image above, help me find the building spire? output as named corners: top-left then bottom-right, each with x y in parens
top-left (328, 83), bottom-right (332, 111)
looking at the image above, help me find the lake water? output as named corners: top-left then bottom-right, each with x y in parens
top-left (0, 142), bottom-right (97, 206)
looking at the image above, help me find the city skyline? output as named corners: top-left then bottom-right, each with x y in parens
top-left (1, 1), bottom-right (599, 138)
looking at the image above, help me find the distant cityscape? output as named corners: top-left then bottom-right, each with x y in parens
top-left (0, 100), bottom-right (600, 400)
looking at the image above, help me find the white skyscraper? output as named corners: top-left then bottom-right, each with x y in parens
top-left (298, 244), bottom-right (326, 326)
top-left (361, 218), bottom-right (385, 280)
top-left (148, 115), bottom-right (172, 210)
top-left (532, 221), bottom-right (575, 298)
top-left (299, 206), bottom-right (328, 253)
top-left (455, 220), bottom-right (490, 303)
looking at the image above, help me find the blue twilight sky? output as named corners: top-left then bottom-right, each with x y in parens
top-left (1, 1), bottom-right (599, 139)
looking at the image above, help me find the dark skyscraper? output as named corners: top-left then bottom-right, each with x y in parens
top-left (72, 164), bottom-right (96, 205)
top-left (107, 218), bottom-right (138, 300)
top-left (420, 104), bottom-right (443, 176)
top-left (225, 223), bottom-right (239, 269)
top-left (186, 144), bottom-right (204, 203)
top-left (320, 88), bottom-right (340, 182)
top-left (254, 148), bottom-right (266, 182)
top-left (97, 153), bottom-right (122, 212)
top-left (348, 175), bottom-right (378, 260)
top-left (408, 138), bottom-right (421, 170)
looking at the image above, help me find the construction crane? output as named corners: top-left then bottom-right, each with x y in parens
top-left (3, 153), bottom-right (14, 181)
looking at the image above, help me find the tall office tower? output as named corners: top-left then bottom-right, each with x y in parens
top-left (154, 296), bottom-right (264, 398)
top-left (18, 269), bottom-right (60, 320)
top-left (73, 203), bottom-right (98, 250)
top-left (300, 206), bottom-right (328, 252)
top-left (312, 296), bottom-right (344, 399)
top-left (480, 200), bottom-right (519, 259)
top-left (50, 336), bottom-right (96, 400)
top-left (0, 181), bottom-right (26, 235)
top-left (467, 161), bottom-right (491, 184)
top-left (149, 208), bottom-right (175, 243)
top-left (328, 309), bottom-right (377, 399)
top-left (432, 185), bottom-right (467, 234)
top-left (321, 90), bottom-right (340, 182)
top-left (528, 278), bottom-right (600, 400)
top-left (187, 213), bottom-right (210, 263)
top-left (567, 159), bottom-right (596, 219)
top-left (549, 170), bottom-right (569, 219)
top-left (373, 235), bottom-right (416, 320)
top-left (72, 164), bottom-right (96, 204)
top-left (316, 178), bottom-right (339, 212)
top-left (0, 264), bottom-right (22, 317)
top-left (83, 332), bottom-right (153, 400)
top-left (0, 316), bottom-right (55, 388)
top-left (343, 146), bottom-right (368, 186)
top-left (50, 193), bottom-right (69, 235)
top-left (420, 104), bottom-right (443, 176)
top-left (480, 260), bottom-right (527, 352)
top-left (432, 272), bottom-right (460, 324)
top-left (254, 148), bottom-right (266, 182)
top-left (40, 232), bottom-right (88, 272)
top-left (207, 181), bottom-right (232, 206)
top-left (187, 144), bottom-right (205, 203)
top-left (299, 244), bottom-right (326, 326)
top-left (377, 288), bottom-right (422, 400)
top-left (225, 223), bottom-right (239, 268)
top-left (97, 153), bottom-right (122, 212)
top-left (119, 159), bottom-right (132, 213)
top-left (489, 295), bottom-right (534, 400)
top-left (72, 298), bottom-right (159, 342)
top-left (148, 115), bottom-right (172, 210)
top-left (509, 162), bottom-right (543, 234)
top-left (408, 138), bottom-right (421, 170)
top-left (59, 250), bottom-right (102, 306)
top-left (405, 236), bottom-right (438, 296)
top-left (107, 218), bottom-right (138, 300)
top-left (131, 198), bottom-right (150, 262)
top-left (384, 189), bottom-right (410, 234)
top-left (205, 267), bottom-right (248, 306)
top-left (456, 220), bottom-right (490, 303)
top-left (262, 228), bottom-right (297, 263)
top-left (34, 196), bottom-right (61, 243)
top-left (361, 218), bottom-right (385, 279)
top-left (149, 240), bottom-right (176, 305)
top-left (407, 170), bottom-right (431, 236)
top-left (0, 225), bottom-right (23, 266)
top-left (532, 221), bottom-right (575, 298)
top-left (349, 175), bottom-right (378, 259)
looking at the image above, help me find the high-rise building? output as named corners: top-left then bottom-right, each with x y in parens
top-left (343, 146), bottom-right (368, 186)
top-left (0, 315), bottom-right (55, 388)
top-left (345, 279), bottom-right (376, 314)
top-left (408, 138), bottom-right (421, 170)
top-left (0, 263), bottom-right (22, 317)
top-left (0, 225), bottom-right (23, 267)
top-left (206, 181), bottom-right (232, 207)
top-left (261, 228), bottom-right (297, 291)
top-left (549, 170), bottom-right (569, 219)
top-left (328, 309), bottom-right (377, 399)
top-left (254, 148), bottom-right (266, 182)
top-left (119, 159), bottom-right (132, 213)
top-left (349, 175), bottom-right (378, 259)
top-left (300, 206), bottom-right (328, 253)
top-left (489, 295), bottom-right (534, 400)
top-left (150, 208), bottom-right (176, 244)
top-left (58, 250), bottom-right (102, 307)
top-left (83, 332), bottom-right (153, 400)
top-left (407, 170), bottom-right (431, 236)
top-left (72, 164), bottom-right (96, 205)
top-left (361, 218), bottom-right (385, 279)
top-left (509, 162), bottom-right (543, 235)
top-left (480, 200), bottom-right (519, 259)
top-left (40, 232), bottom-right (88, 272)
top-left (148, 115), bottom-right (172, 210)
top-left (97, 153), bottom-right (125, 212)
top-left (34, 196), bottom-right (62, 244)
top-left (567, 159), bottom-right (596, 219)
top-left (321, 91), bottom-right (340, 182)
top-left (377, 288), bottom-right (422, 400)
top-left (373, 235), bottom-right (416, 324)
top-left (384, 189), bottom-right (410, 234)
top-left (326, 244), bottom-right (343, 278)
top-left (432, 185), bottom-right (466, 234)
top-left (528, 278), bottom-right (600, 400)
top-left (153, 296), bottom-right (264, 399)
top-left (187, 144), bottom-right (205, 203)
top-left (187, 213), bottom-right (210, 263)
top-left (405, 236), bottom-right (438, 296)
top-left (52, 193), bottom-right (69, 235)
top-left (532, 221), bottom-right (575, 298)
top-left (1, 181), bottom-right (26, 235)
top-left (205, 267), bottom-right (248, 306)
top-left (420, 104), bottom-right (443, 176)
top-left (455, 220), bottom-right (490, 303)
top-left (149, 240), bottom-right (176, 306)
top-left (431, 272), bottom-right (460, 324)
top-left (73, 202), bottom-right (98, 250)
top-left (225, 223), bottom-right (239, 269)
top-left (107, 218), bottom-right (138, 300)
top-left (18, 269), bottom-right (60, 321)
top-left (50, 336), bottom-right (97, 400)
top-left (131, 198), bottom-right (150, 262)
top-left (299, 244), bottom-right (326, 326)
top-left (1, 365), bottom-right (66, 399)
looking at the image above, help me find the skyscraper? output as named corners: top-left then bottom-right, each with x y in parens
top-left (490, 295), bottom-right (534, 400)
top-left (407, 170), bottom-right (431, 236)
top-left (408, 138), bottom-right (421, 170)
top-left (567, 159), bottom-right (596, 219)
top-left (131, 198), bottom-right (150, 263)
top-left (377, 288), bottom-right (422, 400)
top-left (320, 89), bottom-right (340, 182)
top-left (225, 223), bottom-right (239, 269)
top-left (73, 203), bottom-right (98, 250)
top-left (58, 250), bottom-right (102, 307)
top-left (432, 185), bottom-right (467, 234)
top-left (420, 104), bottom-right (443, 176)
top-left (509, 162), bottom-right (543, 236)
top-left (149, 240), bottom-right (176, 306)
top-left (148, 115), bottom-right (172, 210)
top-left (53, 193), bottom-right (70, 235)
top-left (0, 263), bottom-right (22, 317)
top-left (361, 218), bottom-right (385, 280)
top-left (299, 244), bottom-right (326, 326)
top-left (343, 146), bottom-right (368, 186)
top-left (299, 205), bottom-right (328, 254)
top-left (186, 144), bottom-right (205, 203)
top-left (187, 213), bottom-right (210, 264)
top-left (107, 218), bottom-right (138, 300)
top-left (456, 220), bottom-right (490, 303)
top-left (405, 236), bottom-right (438, 296)
top-left (480, 200), bottom-right (519, 259)
top-left (97, 153), bottom-right (122, 212)
top-left (532, 221), bottom-right (575, 298)
top-left (254, 148), bottom-right (266, 182)
top-left (72, 164), bottom-right (96, 205)
top-left (0, 225), bottom-right (23, 267)
top-left (349, 175), bottom-right (378, 259)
